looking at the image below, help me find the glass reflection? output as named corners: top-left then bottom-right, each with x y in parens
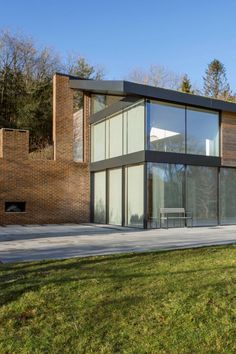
top-left (186, 107), bottom-right (219, 156)
top-left (148, 101), bottom-right (185, 153)
top-left (147, 163), bottom-right (184, 228)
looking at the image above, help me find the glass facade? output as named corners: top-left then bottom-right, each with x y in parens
top-left (108, 113), bottom-right (123, 158)
top-left (220, 168), bottom-right (236, 224)
top-left (147, 163), bottom-right (184, 228)
top-left (186, 166), bottom-right (218, 226)
top-left (91, 100), bottom-right (145, 162)
top-left (146, 101), bottom-right (219, 157)
top-left (125, 102), bottom-right (145, 154)
top-left (148, 101), bottom-right (185, 153)
top-left (93, 165), bottom-right (236, 228)
top-left (186, 108), bottom-right (219, 156)
top-left (91, 121), bottom-right (106, 162)
top-left (125, 165), bottom-right (144, 227)
top-left (91, 94), bottom-right (225, 229)
top-left (93, 165), bottom-right (144, 228)
top-left (91, 98), bottom-right (220, 162)
top-left (108, 168), bottom-right (122, 225)
top-left (94, 171), bottom-right (106, 223)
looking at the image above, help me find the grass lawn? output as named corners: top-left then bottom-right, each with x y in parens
top-left (0, 246), bottom-right (236, 354)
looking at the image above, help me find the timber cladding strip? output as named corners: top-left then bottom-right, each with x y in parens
top-left (0, 74), bottom-right (90, 225)
top-left (221, 111), bottom-right (236, 166)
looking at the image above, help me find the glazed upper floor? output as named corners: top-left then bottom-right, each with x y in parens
top-left (69, 77), bottom-right (236, 167)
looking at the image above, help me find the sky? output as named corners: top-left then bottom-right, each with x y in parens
top-left (1, 0), bottom-right (236, 90)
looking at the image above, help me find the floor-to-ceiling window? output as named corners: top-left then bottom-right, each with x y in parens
top-left (125, 165), bottom-right (144, 227)
top-left (94, 171), bottom-right (106, 223)
top-left (124, 101), bottom-right (145, 154)
top-left (108, 168), bottom-right (122, 225)
top-left (147, 163), bottom-right (185, 228)
top-left (91, 121), bottom-right (106, 162)
top-left (146, 101), bottom-right (219, 157)
top-left (108, 113), bottom-right (123, 158)
top-left (91, 100), bottom-right (145, 162)
top-left (147, 101), bottom-right (185, 153)
top-left (186, 108), bottom-right (219, 156)
top-left (186, 166), bottom-right (218, 226)
top-left (220, 168), bottom-right (236, 224)
top-left (91, 95), bottom-right (221, 229)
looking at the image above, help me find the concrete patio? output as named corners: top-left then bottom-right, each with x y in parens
top-left (0, 223), bottom-right (236, 263)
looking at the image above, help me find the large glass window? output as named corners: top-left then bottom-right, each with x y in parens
top-left (91, 100), bottom-right (220, 164)
top-left (186, 108), bottom-right (219, 156)
top-left (109, 113), bottom-right (123, 158)
top-left (186, 166), bottom-right (218, 226)
top-left (91, 95), bottom-right (106, 114)
top-left (125, 165), bottom-right (144, 227)
top-left (73, 110), bottom-right (83, 162)
top-left (94, 171), bottom-right (106, 223)
top-left (91, 121), bottom-right (106, 162)
top-left (91, 94), bottom-right (124, 114)
top-left (109, 168), bottom-right (122, 225)
top-left (147, 163), bottom-right (184, 228)
top-left (125, 101), bottom-right (145, 154)
top-left (148, 101), bottom-right (185, 153)
top-left (91, 100), bottom-right (145, 162)
top-left (220, 168), bottom-right (236, 224)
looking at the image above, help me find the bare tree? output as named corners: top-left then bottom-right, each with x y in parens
top-left (127, 64), bottom-right (184, 90)
top-left (0, 30), bottom-right (105, 149)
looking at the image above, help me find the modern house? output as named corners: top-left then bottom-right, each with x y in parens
top-left (1, 73), bottom-right (236, 228)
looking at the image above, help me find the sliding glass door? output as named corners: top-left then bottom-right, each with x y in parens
top-left (94, 171), bottom-right (106, 223)
top-left (125, 165), bottom-right (144, 227)
top-left (186, 166), bottom-right (218, 226)
top-left (147, 163), bottom-right (185, 228)
top-left (108, 168), bottom-right (122, 225)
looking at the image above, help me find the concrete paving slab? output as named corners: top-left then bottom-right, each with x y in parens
top-left (0, 224), bottom-right (236, 263)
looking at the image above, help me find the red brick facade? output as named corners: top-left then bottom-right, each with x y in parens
top-left (0, 73), bottom-right (90, 225)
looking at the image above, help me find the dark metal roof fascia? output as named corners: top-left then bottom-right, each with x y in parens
top-left (123, 81), bottom-right (236, 113)
top-left (69, 78), bottom-right (236, 113)
top-left (69, 79), bottom-right (125, 95)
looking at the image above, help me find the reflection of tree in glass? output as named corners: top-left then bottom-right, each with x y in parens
top-left (147, 163), bottom-right (184, 228)
top-left (150, 134), bottom-right (185, 153)
top-left (187, 166), bottom-right (217, 225)
top-left (94, 199), bottom-right (106, 223)
top-left (220, 169), bottom-right (236, 224)
top-left (129, 213), bottom-right (143, 226)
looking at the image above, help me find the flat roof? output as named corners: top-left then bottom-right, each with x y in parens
top-left (69, 77), bottom-right (236, 113)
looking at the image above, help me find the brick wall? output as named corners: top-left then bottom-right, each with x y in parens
top-left (0, 73), bottom-right (90, 225)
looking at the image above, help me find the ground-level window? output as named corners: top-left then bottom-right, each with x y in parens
top-left (125, 165), bottom-right (144, 227)
top-left (147, 163), bottom-right (184, 228)
top-left (220, 168), bottom-right (236, 224)
top-left (186, 166), bottom-right (218, 226)
top-left (5, 202), bottom-right (26, 212)
top-left (108, 168), bottom-right (122, 225)
top-left (94, 171), bottom-right (106, 223)
top-left (147, 163), bottom-right (218, 228)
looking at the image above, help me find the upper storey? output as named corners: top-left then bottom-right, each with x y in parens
top-left (69, 78), bottom-right (236, 167)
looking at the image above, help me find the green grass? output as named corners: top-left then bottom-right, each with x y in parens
top-left (0, 246), bottom-right (236, 354)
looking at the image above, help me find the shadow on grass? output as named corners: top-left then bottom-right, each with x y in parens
top-left (0, 255), bottom-right (235, 307)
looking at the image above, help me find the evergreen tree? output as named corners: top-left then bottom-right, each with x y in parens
top-left (203, 59), bottom-right (231, 99)
top-left (180, 74), bottom-right (193, 93)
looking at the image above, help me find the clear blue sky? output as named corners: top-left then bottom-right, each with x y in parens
top-left (1, 0), bottom-right (236, 90)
